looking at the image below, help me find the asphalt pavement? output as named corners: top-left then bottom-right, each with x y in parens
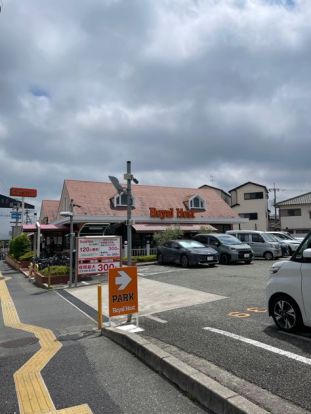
top-left (63, 261), bottom-right (311, 413)
top-left (0, 260), bottom-right (209, 414)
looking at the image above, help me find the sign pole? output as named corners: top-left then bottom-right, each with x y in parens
top-left (21, 196), bottom-right (24, 225)
top-left (126, 161), bottom-right (132, 266)
top-left (97, 285), bottom-right (103, 330)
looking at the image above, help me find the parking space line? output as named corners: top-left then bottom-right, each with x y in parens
top-left (203, 326), bottom-right (311, 366)
top-left (0, 273), bottom-right (93, 414)
top-left (145, 315), bottom-right (168, 324)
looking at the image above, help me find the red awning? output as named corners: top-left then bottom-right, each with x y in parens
top-left (133, 223), bottom-right (216, 232)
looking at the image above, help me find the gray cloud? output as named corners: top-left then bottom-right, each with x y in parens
top-left (0, 0), bottom-right (310, 228)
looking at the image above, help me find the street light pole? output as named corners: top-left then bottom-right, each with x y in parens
top-left (126, 161), bottom-right (132, 266)
top-left (109, 161), bottom-right (139, 266)
top-left (60, 201), bottom-right (75, 288)
top-left (69, 199), bottom-right (74, 287)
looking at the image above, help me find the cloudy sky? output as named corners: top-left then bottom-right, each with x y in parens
top-left (0, 0), bottom-right (310, 235)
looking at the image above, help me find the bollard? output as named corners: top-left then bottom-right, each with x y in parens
top-left (48, 265), bottom-right (51, 289)
top-left (97, 285), bottom-right (103, 330)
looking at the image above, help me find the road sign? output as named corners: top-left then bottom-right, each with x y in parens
top-left (77, 236), bottom-right (121, 276)
top-left (11, 211), bottom-right (22, 220)
top-left (108, 266), bottom-right (138, 317)
top-left (10, 187), bottom-right (37, 197)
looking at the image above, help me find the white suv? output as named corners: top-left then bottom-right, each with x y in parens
top-left (267, 232), bottom-right (311, 332)
top-left (266, 231), bottom-right (301, 255)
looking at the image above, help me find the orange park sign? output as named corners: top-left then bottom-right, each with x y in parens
top-left (108, 267), bottom-right (138, 317)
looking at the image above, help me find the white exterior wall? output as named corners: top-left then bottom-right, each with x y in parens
top-left (231, 183), bottom-right (268, 231)
top-left (279, 203), bottom-right (311, 234)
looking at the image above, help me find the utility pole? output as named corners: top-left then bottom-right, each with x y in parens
top-left (124, 161), bottom-right (139, 265)
top-left (268, 183), bottom-right (280, 228)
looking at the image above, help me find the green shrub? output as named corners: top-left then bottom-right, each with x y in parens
top-left (135, 255), bottom-right (156, 262)
top-left (19, 251), bottom-right (35, 261)
top-left (9, 233), bottom-right (31, 259)
top-left (41, 266), bottom-right (69, 276)
top-left (153, 226), bottom-right (184, 246)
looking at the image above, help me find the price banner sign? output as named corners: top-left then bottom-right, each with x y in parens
top-left (77, 236), bottom-right (121, 276)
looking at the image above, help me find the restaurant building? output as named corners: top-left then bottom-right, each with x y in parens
top-left (23, 179), bottom-right (247, 255)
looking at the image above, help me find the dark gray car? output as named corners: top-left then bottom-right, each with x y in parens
top-left (157, 239), bottom-right (219, 268)
top-left (193, 233), bottom-right (254, 265)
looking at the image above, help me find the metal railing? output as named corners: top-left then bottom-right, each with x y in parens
top-left (123, 246), bottom-right (157, 257)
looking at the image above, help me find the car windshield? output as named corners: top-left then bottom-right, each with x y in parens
top-left (178, 240), bottom-right (205, 248)
top-left (284, 232), bottom-right (296, 240)
top-left (217, 235), bottom-right (241, 245)
top-left (273, 233), bottom-right (287, 240)
top-left (263, 233), bottom-right (277, 242)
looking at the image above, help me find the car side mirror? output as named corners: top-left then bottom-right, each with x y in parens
top-left (303, 248), bottom-right (311, 259)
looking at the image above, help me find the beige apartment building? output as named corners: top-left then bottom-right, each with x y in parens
top-left (229, 182), bottom-right (269, 231)
top-left (277, 192), bottom-right (311, 236)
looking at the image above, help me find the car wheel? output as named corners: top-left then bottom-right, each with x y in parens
top-left (288, 246), bottom-right (293, 256)
top-left (271, 295), bottom-right (302, 332)
top-left (181, 255), bottom-right (189, 268)
top-left (220, 254), bottom-right (230, 265)
top-left (264, 251), bottom-right (273, 260)
top-left (157, 253), bottom-right (164, 265)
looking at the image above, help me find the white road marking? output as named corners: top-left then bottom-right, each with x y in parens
top-left (145, 315), bottom-right (168, 324)
top-left (203, 326), bottom-right (311, 366)
top-left (138, 266), bottom-right (187, 277)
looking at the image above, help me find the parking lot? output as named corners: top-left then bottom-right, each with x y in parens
top-left (135, 260), bottom-right (311, 412)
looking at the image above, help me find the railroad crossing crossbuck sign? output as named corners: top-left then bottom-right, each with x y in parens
top-left (108, 266), bottom-right (138, 317)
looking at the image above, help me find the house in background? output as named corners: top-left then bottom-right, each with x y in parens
top-left (229, 182), bottom-right (269, 231)
top-left (276, 192), bottom-right (311, 236)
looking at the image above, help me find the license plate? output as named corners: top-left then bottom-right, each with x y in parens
top-left (207, 256), bottom-right (213, 261)
top-left (244, 253), bottom-right (250, 258)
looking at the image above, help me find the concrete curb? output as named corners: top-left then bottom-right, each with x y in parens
top-left (102, 327), bottom-right (268, 414)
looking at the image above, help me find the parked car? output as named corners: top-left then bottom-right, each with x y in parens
top-left (157, 239), bottom-right (219, 268)
top-left (267, 231), bottom-right (311, 332)
top-left (268, 235), bottom-right (290, 257)
top-left (227, 230), bottom-right (282, 260)
top-left (266, 231), bottom-right (301, 255)
top-left (193, 233), bottom-right (253, 265)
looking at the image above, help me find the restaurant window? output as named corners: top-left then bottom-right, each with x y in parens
top-left (189, 195), bottom-right (205, 210)
top-left (114, 192), bottom-right (129, 207)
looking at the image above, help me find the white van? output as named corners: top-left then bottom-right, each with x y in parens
top-left (227, 230), bottom-right (282, 260)
top-left (267, 232), bottom-right (310, 332)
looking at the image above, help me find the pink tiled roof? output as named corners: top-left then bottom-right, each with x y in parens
top-left (40, 200), bottom-right (59, 223)
top-left (64, 180), bottom-right (238, 219)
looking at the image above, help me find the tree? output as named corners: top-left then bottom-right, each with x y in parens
top-left (153, 226), bottom-right (184, 246)
top-left (9, 233), bottom-right (31, 259)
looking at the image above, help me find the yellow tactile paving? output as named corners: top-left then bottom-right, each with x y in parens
top-left (0, 272), bottom-right (93, 414)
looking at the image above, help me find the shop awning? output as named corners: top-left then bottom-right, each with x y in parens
top-left (133, 223), bottom-right (217, 232)
top-left (22, 224), bottom-right (68, 232)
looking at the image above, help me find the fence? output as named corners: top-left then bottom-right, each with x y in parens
top-left (123, 242), bottom-right (157, 258)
